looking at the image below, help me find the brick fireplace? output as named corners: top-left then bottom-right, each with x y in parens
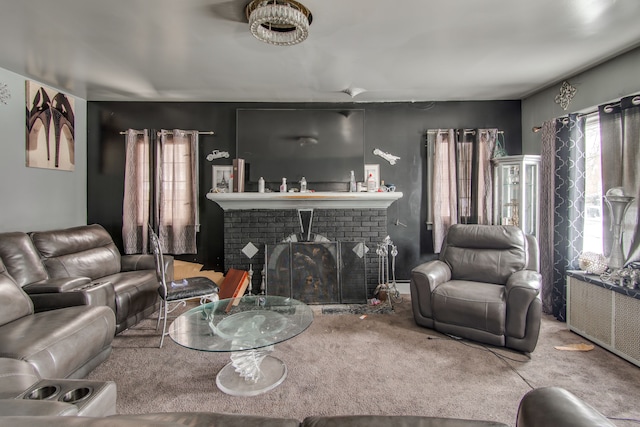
top-left (207, 192), bottom-right (402, 303)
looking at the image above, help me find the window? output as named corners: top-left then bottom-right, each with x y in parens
top-left (583, 114), bottom-right (603, 253)
top-left (157, 134), bottom-right (197, 228)
top-left (427, 129), bottom-right (497, 252)
top-left (456, 137), bottom-right (474, 222)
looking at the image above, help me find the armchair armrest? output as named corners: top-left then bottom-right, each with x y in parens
top-left (505, 270), bottom-right (541, 339)
top-left (411, 260), bottom-right (452, 292)
top-left (410, 260), bottom-right (452, 324)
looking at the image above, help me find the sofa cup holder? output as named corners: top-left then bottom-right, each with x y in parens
top-left (25, 385), bottom-right (60, 400)
top-left (61, 386), bottom-right (93, 404)
top-left (23, 384), bottom-right (93, 404)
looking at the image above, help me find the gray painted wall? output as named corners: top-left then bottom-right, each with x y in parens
top-left (0, 66), bottom-right (87, 233)
top-left (521, 46), bottom-right (640, 154)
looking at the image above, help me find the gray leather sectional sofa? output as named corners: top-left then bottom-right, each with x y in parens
top-left (0, 223), bottom-right (166, 382)
top-left (0, 255), bottom-right (115, 381)
top-left (0, 387), bottom-right (617, 426)
top-left (0, 224), bottom-right (165, 335)
top-left (0, 223), bottom-right (166, 419)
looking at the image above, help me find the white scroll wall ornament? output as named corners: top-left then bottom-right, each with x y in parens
top-left (373, 148), bottom-right (400, 165)
top-left (555, 81), bottom-right (577, 111)
top-left (0, 82), bottom-right (11, 104)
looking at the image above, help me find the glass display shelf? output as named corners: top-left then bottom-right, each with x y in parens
top-left (492, 155), bottom-right (540, 237)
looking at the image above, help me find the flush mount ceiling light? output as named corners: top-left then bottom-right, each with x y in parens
top-left (245, 0), bottom-right (313, 46)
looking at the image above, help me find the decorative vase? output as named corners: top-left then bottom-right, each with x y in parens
top-left (603, 188), bottom-right (635, 270)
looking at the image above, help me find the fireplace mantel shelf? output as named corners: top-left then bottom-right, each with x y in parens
top-left (206, 191), bottom-right (403, 210)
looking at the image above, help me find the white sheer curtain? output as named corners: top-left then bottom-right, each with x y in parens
top-left (122, 129), bottom-right (150, 254)
top-left (156, 129), bottom-right (199, 254)
top-left (431, 129), bottom-right (458, 253)
top-left (599, 95), bottom-right (640, 264)
top-left (429, 128), bottom-right (497, 253)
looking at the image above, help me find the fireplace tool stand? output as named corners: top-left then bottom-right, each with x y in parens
top-left (375, 236), bottom-right (403, 308)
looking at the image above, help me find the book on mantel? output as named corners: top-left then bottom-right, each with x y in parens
top-left (232, 158), bottom-right (245, 193)
top-left (218, 268), bottom-right (250, 312)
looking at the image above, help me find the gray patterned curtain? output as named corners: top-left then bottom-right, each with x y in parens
top-left (122, 129), bottom-right (150, 254)
top-left (599, 95), bottom-right (640, 264)
top-left (539, 121), bottom-right (556, 315)
top-left (547, 114), bottom-right (586, 320)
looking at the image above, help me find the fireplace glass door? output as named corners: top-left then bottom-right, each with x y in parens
top-left (266, 241), bottom-right (367, 304)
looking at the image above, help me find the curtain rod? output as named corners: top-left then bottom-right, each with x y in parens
top-left (426, 129), bottom-right (504, 134)
top-left (532, 94), bottom-right (640, 132)
top-left (119, 130), bottom-right (215, 135)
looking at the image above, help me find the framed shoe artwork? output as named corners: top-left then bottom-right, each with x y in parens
top-left (25, 80), bottom-right (75, 171)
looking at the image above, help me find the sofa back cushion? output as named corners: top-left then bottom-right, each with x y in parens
top-left (440, 224), bottom-right (527, 284)
top-left (0, 258), bottom-right (34, 327)
top-left (30, 224), bottom-right (121, 280)
top-left (0, 232), bottom-right (49, 287)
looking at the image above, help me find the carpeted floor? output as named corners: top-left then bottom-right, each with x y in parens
top-left (87, 296), bottom-right (640, 426)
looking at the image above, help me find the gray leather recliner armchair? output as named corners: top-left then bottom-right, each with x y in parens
top-left (410, 224), bottom-right (542, 353)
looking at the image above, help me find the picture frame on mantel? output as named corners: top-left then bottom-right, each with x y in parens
top-left (364, 164), bottom-right (380, 191)
top-left (212, 165), bottom-right (233, 193)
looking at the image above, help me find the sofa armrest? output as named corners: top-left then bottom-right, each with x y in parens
top-left (121, 254), bottom-right (174, 281)
top-left (23, 277), bottom-right (92, 294)
top-left (517, 387), bottom-right (616, 427)
top-left (0, 399), bottom-right (78, 416)
top-left (121, 254), bottom-right (155, 271)
top-left (505, 270), bottom-right (541, 339)
top-left (28, 281), bottom-right (116, 313)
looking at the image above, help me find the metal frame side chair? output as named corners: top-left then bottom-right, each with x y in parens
top-left (149, 227), bottom-right (220, 348)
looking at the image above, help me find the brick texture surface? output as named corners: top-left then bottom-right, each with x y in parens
top-left (223, 208), bottom-right (388, 300)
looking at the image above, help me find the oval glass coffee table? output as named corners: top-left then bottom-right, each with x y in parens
top-left (169, 295), bottom-right (313, 396)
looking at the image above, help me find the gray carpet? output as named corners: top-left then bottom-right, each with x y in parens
top-left (87, 297), bottom-right (640, 426)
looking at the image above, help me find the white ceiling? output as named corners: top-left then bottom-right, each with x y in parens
top-left (1, 0), bottom-right (639, 102)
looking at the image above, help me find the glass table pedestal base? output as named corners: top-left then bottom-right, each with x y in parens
top-left (216, 355), bottom-right (287, 396)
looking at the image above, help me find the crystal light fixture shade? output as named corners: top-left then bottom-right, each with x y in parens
top-left (246, 0), bottom-right (312, 46)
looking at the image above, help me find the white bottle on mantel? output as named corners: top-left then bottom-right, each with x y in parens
top-left (280, 177), bottom-right (287, 193)
top-left (367, 173), bottom-right (376, 192)
top-left (300, 177), bottom-right (307, 193)
top-left (258, 177), bottom-right (265, 193)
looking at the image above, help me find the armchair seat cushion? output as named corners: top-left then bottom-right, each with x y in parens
top-left (432, 281), bottom-right (506, 335)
